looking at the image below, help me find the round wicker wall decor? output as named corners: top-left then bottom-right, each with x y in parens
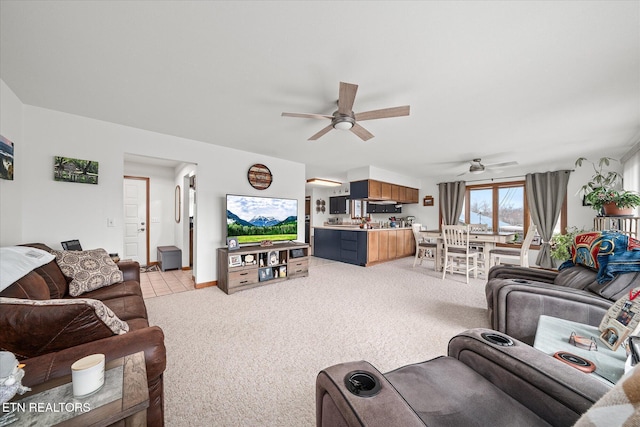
top-left (247, 164), bottom-right (272, 190)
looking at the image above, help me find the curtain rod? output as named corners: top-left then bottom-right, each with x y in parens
top-left (438, 170), bottom-right (573, 185)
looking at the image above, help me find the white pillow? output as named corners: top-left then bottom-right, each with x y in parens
top-left (0, 246), bottom-right (56, 292)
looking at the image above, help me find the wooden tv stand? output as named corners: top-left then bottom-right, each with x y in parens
top-left (217, 242), bottom-right (309, 294)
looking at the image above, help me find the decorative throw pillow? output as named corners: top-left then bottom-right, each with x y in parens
top-left (0, 297), bottom-right (129, 335)
top-left (52, 248), bottom-right (124, 297)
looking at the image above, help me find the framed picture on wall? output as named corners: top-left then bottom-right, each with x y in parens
top-left (54, 156), bottom-right (99, 185)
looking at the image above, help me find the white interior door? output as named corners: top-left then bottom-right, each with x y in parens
top-left (123, 177), bottom-right (148, 265)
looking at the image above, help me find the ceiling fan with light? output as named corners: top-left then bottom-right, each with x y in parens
top-left (282, 82), bottom-right (410, 141)
top-left (458, 158), bottom-right (518, 176)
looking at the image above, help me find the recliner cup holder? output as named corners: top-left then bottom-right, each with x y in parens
top-left (511, 279), bottom-right (529, 284)
top-left (344, 371), bottom-right (381, 397)
top-left (481, 332), bottom-right (515, 347)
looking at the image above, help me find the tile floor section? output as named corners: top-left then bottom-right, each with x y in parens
top-left (140, 268), bottom-right (195, 299)
top-left (140, 255), bottom-right (333, 299)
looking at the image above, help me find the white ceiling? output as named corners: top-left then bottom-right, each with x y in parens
top-left (1, 1), bottom-right (638, 183)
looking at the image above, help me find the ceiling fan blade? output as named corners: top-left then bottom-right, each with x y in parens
top-left (486, 161), bottom-right (518, 168)
top-left (308, 124), bottom-right (334, 140)
top-left (355, 105), bottom-right (410, 121)
top-left (282, 112), bottom-right (333, 120)
top-left (338, 82), bottom-right (358, 115)
top-left (350, 123), bottom-right (374, 141)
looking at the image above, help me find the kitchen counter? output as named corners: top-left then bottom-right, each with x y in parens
top-left (313, 226), bottom-right (415, 266)
top-left (315, 225), bottom-right (413, 232)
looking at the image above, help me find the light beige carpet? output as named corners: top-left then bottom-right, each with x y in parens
top-left (145, 256), bottom-right (491, 426)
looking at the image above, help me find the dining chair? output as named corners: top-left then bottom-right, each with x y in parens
top-left (411, 224), bottom-right (437, 269)
top-left (489, 224), bottom-right (537, 268)
top-left (441, 225), bottom-right (478, 284)
top-left (467, 223), bottom-right (488, 269)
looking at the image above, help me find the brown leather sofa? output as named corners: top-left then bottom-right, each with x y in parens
top-left (0, 243), bottom-right (166, 426)
top-left (485, 264), bottom-right (640, 344)
top-left (316, 328), bottom-right (610, 427)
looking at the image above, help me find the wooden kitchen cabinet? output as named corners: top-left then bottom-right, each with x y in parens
top-left (365, 229), bottom-right (415, 265)
top-left (367, 232), bottom-right (379, 263)
top-left (392, 185), bottom-right (407, 203)
top-left (381, 182), bottom-right (392, 200)
top-left (406, 187), bottom-right (419, 203)
top-left (388, 230), bottom-right (398, 259)
top-left (350, 180), bottom-right (419, 204)
top-left (378, 231), bottom-right (389, 261)
top-left (369, 180), bottom-right (382, 199)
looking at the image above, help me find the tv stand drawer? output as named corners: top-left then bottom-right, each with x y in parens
top-left (228, 269), bottom-right (259, 288)
top-left (288, 259), bottom-right (309, 277)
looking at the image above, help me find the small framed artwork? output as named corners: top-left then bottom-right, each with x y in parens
top-left (599, 291), bottom-right (640, 351)
top-left (0, 134), bottom-right (14, 181)
top-left (226, 237), bottom-right (239, 250)
top-left (54, 156), bottom-right (99, 185)
top-left (259, 267), bottom-right (273, 282)
top-left (600, 324), bottom-right (628, 351)
top-left (228, 254), bottom-right (242, 267)
top-left (268, 250), bottom-right (279, 266)
top-left (423, 196), bottom-right (434, 206)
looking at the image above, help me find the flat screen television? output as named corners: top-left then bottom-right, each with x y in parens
top-left (226, 194), bottom-right (298, 244)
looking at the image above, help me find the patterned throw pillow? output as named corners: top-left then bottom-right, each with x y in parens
top-left (0, 297), bottom-right (129, 335)
top-left (52, 248), bottom-right (124, 297)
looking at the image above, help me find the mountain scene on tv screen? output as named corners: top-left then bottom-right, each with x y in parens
top-left (227, 197), bottom-right (297, 243)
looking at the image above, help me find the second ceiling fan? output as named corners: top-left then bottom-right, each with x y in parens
top-left (458, 158), bottom-right (519, 176)
top-left (282, 82), bottom-right (410, 141)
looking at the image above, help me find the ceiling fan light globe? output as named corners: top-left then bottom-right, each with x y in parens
top-left (334, 121), bottom-right (354, 130)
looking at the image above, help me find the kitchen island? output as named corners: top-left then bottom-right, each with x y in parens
top-left (313, 226), bottom-right (415, 267)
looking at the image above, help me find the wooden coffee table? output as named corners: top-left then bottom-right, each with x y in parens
top-left (4, 351), bottom-right (148, 427)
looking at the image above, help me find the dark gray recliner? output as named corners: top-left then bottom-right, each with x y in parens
top-left (316, 328), bottom-right (610, 427)
top-left (485, 265), bottom-right (640, 344)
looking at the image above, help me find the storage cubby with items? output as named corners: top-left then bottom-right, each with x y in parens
top-left (217, 242), bottom-right (309, 294)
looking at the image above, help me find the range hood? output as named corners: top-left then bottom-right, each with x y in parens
top-left (367, 200), bottom-right (400, 205)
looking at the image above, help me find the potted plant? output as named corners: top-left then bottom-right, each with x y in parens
top-left (550, 226), bottom-right (583, 262)
top-left (576, 157), bottom-right (640, 215)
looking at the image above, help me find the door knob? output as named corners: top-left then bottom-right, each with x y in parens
top-left (138, 228), bottom-right (145, 232)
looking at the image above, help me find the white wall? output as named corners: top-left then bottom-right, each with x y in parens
top-left (2, 89), bottom-right (305, 285)
top-left (123, 161), bottom-right (181, 264)
top-left (0, 80), bottom-right (23, 245)
top-left (175, 163), bottom-right (197, 269)
top-left (622, 143), bottom-right (640, 217)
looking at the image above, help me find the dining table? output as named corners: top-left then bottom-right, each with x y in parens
top-left (419, 229), bottom-right (517, 277)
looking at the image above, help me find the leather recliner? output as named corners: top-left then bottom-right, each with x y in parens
top-left (316, 328), bottom-right (610, 427)
top-left (485, 265), bottom-right (640, 344)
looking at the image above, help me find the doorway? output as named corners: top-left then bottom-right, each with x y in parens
top-left (123, 176), bottom-right (149, 265)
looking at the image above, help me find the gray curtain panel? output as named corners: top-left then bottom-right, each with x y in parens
top-left (438, 181), bottom-right (466, 225)
top-left (526, 170), bottom-right (571, 268)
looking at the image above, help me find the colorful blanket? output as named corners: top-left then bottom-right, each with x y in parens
top-left (559, 231), bottom-right (640, 283)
